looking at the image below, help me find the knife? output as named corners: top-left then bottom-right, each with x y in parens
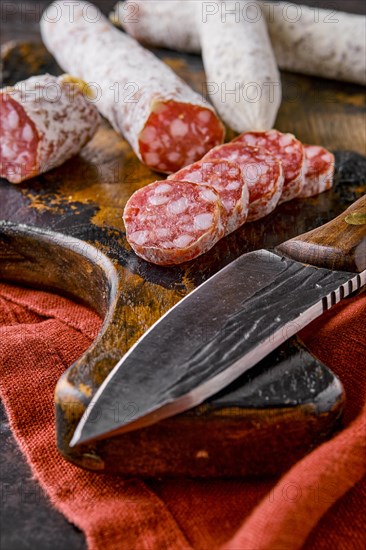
top-left (70, 195), bottom-right (366, 447)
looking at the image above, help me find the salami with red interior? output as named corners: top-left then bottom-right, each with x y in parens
top-left (203, 142), bottom-right (284, 221)
top-left (299, 145), bottom-right (334, 198)
top-left (233, 130), bottom-right (305, 203)
top-left (123, 180), bottom-right (226, 265)
top-left (0, 74), bottom-right (99, 184)
top-left (41, 1), bottom-right (224, 174)
top-left (169, 159), bottom-right (249, 235)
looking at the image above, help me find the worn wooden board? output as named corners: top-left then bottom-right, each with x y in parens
top-left (0, 41), bottom-right (365, 477)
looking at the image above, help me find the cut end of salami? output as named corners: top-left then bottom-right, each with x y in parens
top-left (1, 74), bottom-right (99, 184)
top-left (204, 142), bottom-right (284, 222)
top-left (233, 130), bottom-right (305, 204)
top-left (123, 180), bottom-right (226, 265)
top-left (138, 101), bottom-right (225, 173)
top-left (169, 159), bottom-right (249, 235)
top-left (0, 94), bottom-right (39, 184)
top-left (299, 145), bottom-right (334, 198)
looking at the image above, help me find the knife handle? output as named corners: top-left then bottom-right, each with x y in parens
top-left (276, 195), bottom-right (366, 272)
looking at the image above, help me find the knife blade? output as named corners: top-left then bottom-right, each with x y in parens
top-left (70, 195), bottom-right (366, 446)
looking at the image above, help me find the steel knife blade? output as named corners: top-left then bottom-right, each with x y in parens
top-left (70, 196), bottom-right (366, 446)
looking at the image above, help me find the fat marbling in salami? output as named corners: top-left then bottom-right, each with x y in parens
top-left (169, 159), bottom-right (249, 235)
top-left (203, 142), bottom-right (284, 221)
top-left (123, 180), bottom-right (226, 265)
top-left (0, 74), bottom-right (99, 184)
top-left (233, 130), bottom-right (305, 203)
top-left (299, 145), bottom-right (334, 198)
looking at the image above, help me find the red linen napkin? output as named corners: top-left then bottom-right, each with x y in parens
top-left (0, 281), bottom-right (365, 550)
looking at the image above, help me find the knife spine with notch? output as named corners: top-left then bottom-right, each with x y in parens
top-left (277, 196), bottom-right (366, 311)
top-left (321, 273), bottom-right (365, 311)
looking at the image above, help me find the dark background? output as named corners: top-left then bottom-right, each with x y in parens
top-left (0, 1), bottom-right (365, 549)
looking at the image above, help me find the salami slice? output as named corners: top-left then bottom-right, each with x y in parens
top-left (41, 1), bottom-right (224, 174)
top-left (299, 145), bottom-right (334, 198)
top-left (203, 142), bottom-right (283, 221)
top-left (0, 74), bottom-right (99, 184)
top-left (123, 180), bottom-right (226, 265)
top-left (233, 130), bottom-right (305, 203)
top-left (169, 159), bottom-right (249, 235)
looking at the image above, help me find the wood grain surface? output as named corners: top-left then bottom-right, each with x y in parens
top-left (278, 195), bottom-right (366, 272)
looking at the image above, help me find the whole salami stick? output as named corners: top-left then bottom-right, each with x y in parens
top-left (199, 0), bottom-right (281, 132)
top-left (41, 1), bottom-right (224, 174)
top-left (0, 74), bottom-right (99, 184)
top-left (114, 0), bottom-right (366, 86)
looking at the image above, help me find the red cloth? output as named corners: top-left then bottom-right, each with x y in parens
top-left (0, 282), bottom-right (365, 550)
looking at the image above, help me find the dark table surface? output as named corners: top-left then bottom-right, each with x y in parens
top-left (0, 1), bottom-right (365, 549)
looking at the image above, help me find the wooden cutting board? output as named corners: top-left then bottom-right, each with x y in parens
top-left (1, 41), bottom-right (365, 477)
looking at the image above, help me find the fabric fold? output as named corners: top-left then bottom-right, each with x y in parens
top-left (0, 282), bottom-right (365, 550)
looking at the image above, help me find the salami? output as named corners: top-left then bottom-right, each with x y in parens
top-left (203, 142), bottom-right (284, 221)
top-left (111, 0), bottom-right (200, 53)
top-left (233, 130), bottom-right (305, 203)
top-left (169, 159), bottom-right (249, 235)
top-left (123, 180), bottom-right (226, 265)
top-left (199, 0), bottom-right (281, 132)
top-left (266, 2), bottom-right (366, 86)
top-left (41, 1), bottom-right (224, 174)
top-left (0, 74), bottom-right (99, 184)
top-left (114, 1), bottom-right (366, 86)
top-left (299, 145), bottom-right (334, 198)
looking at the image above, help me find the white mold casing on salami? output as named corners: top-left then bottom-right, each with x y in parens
top-left (199, 0), bottom-right (281, 132)
top-left (123, 180), bottom-right (226, 265)
top-left (40, 1), bottom-right (224, 174)
top-left (111, 0), bottom-right (201, 53)
top-left (267, 2), bottom-right (366, 86)
top-left (168, 159), bottom-right (249, 235)
top-left (203, 142), bottom-right (284, 221)
top-left (0, 74), bottom-right (99, 184)
top-left (114, 1), bottom-right (366, 86)
top-left (233, 130), bottom-right (306, 203)
top-left (299, 145), bottom-right (334, 198)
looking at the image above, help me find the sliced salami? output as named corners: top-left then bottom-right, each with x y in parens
top-left (0, 74), bottom-right (99, 184)
top-left (41, 1), bottom-right (224, 174)
top-left (123, 180), bottom-right (226, 265)
top-left (203, 142), bottom-right (284, 221)
top-left (169, 159), bottom-right (249, 235)
top-left (299, 145), bottom-right (334, 198)
top-left (233, 130), bottom-right (305, 203)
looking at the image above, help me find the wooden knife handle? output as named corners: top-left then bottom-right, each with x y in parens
top-left (276, 195), bottom-right (366, 272)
